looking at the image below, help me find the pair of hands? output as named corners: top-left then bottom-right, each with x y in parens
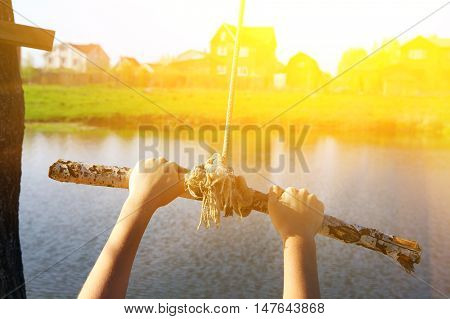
top-left (127, 158), bottom-right (325, 242)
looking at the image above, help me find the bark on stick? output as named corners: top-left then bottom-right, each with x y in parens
top-left (49, 159), bottom-right (421, 273)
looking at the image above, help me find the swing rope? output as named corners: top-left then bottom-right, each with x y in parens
top-left (184, 0), bottom-right (254, 228)
top-left (222, 0), bottom-right (246, 166)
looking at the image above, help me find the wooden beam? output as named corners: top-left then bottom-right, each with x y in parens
top-left (0, 20), bottom-right (54, 51)
top-left (0, 0), bottom-right (27, 298)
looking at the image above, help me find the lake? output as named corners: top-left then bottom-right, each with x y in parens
top-left (19, 127), bottom-right (450, 298)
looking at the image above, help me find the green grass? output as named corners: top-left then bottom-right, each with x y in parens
top-left (24, 85), bottom-right (450, 136)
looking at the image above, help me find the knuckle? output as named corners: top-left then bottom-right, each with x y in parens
top-left (299, 188), bottom-right (309, 198)
top-left (285, 186), bottom-right (296, 194)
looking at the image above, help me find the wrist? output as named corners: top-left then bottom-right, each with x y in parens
top-left (124, 195), bottom-right (158, 214)
top-left (282, 234), bottom-right (316, 249)
top-left (121, 196), bottom-right (157, 222)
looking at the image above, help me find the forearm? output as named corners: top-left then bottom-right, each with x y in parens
top-left (78, 198), bottom-right (155, 299)
top-left (283, 236), bottom-right (320, 299)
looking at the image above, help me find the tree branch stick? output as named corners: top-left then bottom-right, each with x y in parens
top-left (48, 159), bottom-right (421, 273)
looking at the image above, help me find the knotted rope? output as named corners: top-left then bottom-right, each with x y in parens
top-left (185, 0), bottom-right (248, 228)
top-left (184, 154), bottom-right (254, 228)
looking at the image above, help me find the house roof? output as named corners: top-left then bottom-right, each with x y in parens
top-left (118, 56), bottom-right (140, 66)
top-left (175, 50), bottom-right (207, 62)
top-left (69, 43), bottom-right (109, 58)
top-left (428, 36), bottom-right (450, 48)
top-left (287, 52), bottom-right (320, 71)
top-left (403, 36), bottom-right (450, 49)
top-left (217, 23), bottom-right (276, 47)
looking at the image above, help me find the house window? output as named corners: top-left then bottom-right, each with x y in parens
top-left (61, 57), bottom-right (66, 66)
top-left (238, 66), bottom-right (248, 76)
top-left (408, 49), bottom-right (426, 60)
top-left (48, 57), bottom-right (52, 64)
top-left (217, 46), bottom-right (227, 56)
top-left (239, 47), bottom-right (249, 57)
top-left (217, 65), bottom-right (226, 75)
top-left (73, 59), bottom-right (77, 66)
top-left (220, 31), bottom-right (227, 41)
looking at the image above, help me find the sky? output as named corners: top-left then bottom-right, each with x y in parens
top-left (14, 0), bottom-right (450, 74)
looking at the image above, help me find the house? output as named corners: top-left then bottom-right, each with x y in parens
top-left (113, 57), bottom-right (153, 86)
top-left (135, 63), bottom-right (155, 87)
top-left (210, 23), bottom-right (278, 88)
top-left (285, 52), bottom-right (325, 91)
top-left (151, 50), bottom-right (211, 87)
top-left (334, 36), bottom-right (450, 95)
top-left (44, 43), bottom-right (110, 72)
top-left (168, 50), bottom-right (210, 87)
top-left (334, 48), bottom-right (372, 93)
top-left (396, 36), bottom-right (450, 94)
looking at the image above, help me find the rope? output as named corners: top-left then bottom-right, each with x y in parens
top-left (221, 0), bottom-right (246, 166)
top-left (185, 0), bottom-right (249, 228)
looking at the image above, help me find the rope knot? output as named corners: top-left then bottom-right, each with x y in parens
top-left (184, 153), bottom-right (254, 228)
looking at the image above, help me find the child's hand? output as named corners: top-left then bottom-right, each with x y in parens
top-left (268, 186), bottom-right (324, 242)
top-left (79, 157), bottom-right (188, 299)
top-left (127, 157), bottom-right (188, 214)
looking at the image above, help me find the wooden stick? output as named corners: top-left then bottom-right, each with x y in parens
top-left (0, 20), bottom-right (55, 51)
top-left (48, 159), bottom-right (421, 273)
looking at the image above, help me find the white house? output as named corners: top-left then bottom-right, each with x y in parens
top-left (44, 43), bottom-right (110, 72)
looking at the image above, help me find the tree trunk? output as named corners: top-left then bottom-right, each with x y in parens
top-left (0, 0), bottom-right (27, 298)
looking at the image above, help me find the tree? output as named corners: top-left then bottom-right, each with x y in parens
top-left (0, 0), bottom-right (27, 298)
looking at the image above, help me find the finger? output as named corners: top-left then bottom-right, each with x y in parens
top-left (166, 161), bottom-right (189, 173)
top-left (284, 186), bottom-right (297, 197)
top-left (157, 156), bottom-right (168, 164)
top-left (281, 186), bottom-right (300, 204)
top-left (298, 188), bottom-right (309, 201)
top-left (268, 185), bottom-right (283, 201)
top-left (268, 185), bottom-right (282, 212)
top-left (307, 193), bottom-right (317, 208)
top-left (307, 193), bottom-right (325, 216)
top-left (163, 162), bottom-right (185, 177)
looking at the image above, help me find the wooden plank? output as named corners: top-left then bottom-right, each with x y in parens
top-left (0, 20), bottom-right (54, 51)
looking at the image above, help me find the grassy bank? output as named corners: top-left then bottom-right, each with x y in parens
top-left (24, 85), bottom-right (450, 135)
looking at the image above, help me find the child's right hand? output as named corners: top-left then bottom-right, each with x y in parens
top-left (268, 186), bottom-right (324, 243)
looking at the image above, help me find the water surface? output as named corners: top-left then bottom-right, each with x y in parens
top-left (19, 129), bottom-right (450, 298)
